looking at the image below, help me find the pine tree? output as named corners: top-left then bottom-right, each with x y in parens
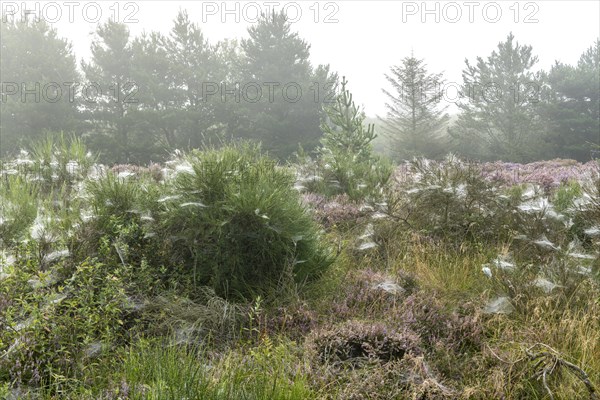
top-left (129, 30), bottom-right (174, 160)
top-left (144, 10), bottom-right (222, 153)
top-left (0, 19), bottom-right (80, 155)
top-left (81, 20), bottom-right (138, 163)
top-left (319, 77), bottom-right (391, 200)
top-left (381, 55), bottom-right (449, 160)
top-left (449, 33), bottom-right (546, 162)
top-left (545, 39), bottom-right (600, 161)
top-left (235, 11), bottom-right (334, 158)
top-left (321, 77), bottom-right (376, 162)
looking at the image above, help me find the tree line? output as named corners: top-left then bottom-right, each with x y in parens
top-left (384, 34), bottom-right (599, 163)
top-left (1, 11), bottom-right (598, 164)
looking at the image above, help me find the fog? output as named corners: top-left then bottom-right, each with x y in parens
top-left (35, 1), bottom-right (600, 114)
top-left (1, 1), bottom-right (599, 162)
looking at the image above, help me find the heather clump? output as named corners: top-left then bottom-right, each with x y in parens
top-left (305, 320), bottom-right (459, 399)
top-left (261, 301), bottom-right (318, 340)
top-left (324, 355), bottom-right (456, 400)
top-left (392, 293), bottom-right (484, 355)
top-left (306, 319), bottom-right (421, 365)
top-left (326, 268), bottom-right (408, 321)
top-left (300, 193), bottom-right (366, 229)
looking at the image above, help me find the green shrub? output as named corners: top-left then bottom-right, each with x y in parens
top-left (79, 172), bottom-right (166, 274)
top-left (86, 172), bottom-right (154, 233)
top-left (29, 132), bottom-right (97, 192)
top-left (0, 175), bottom-right (38, 246)
top-left (554, 180), bottom-right (583, 213)
top-left (0, 256), bottom-right (131, 390)
top-left (161, 143), bottom-right (334, 299)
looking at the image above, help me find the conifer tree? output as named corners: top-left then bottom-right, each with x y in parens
top-left (382, 55), bottom-right (449, 160)
top-left (449, 33), bottom-right (546, 162)
top-left (319, 77), bottom-right (391, 199)
top-left (81, 20), bottom-right (137, 163)
top-left (0, 19), bottom-right (80, 155)
top-left (545, 39), bottom-right (600, 161)
top-left (235, 11), bottom-right (334, 158)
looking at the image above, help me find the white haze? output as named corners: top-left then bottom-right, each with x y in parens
top-left (8, 0), bottom-right (600, 115)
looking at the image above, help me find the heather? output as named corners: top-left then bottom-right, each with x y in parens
top-left (1, 138), bottom-right (599, 399)
top-left (480, 159), bottom-right (599, 190)
top-left (392, 157), bottom-right (599, 189)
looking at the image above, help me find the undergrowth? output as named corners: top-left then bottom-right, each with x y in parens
top-left (1, 141), bottom-right (598, 399)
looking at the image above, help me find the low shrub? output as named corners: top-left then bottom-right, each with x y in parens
top-left (300, 193), bottom-right (366, 229)
top-left (160, 143), bottom-right (334, 299)
top-left (553, 180), bottom-right (583, 213)
top-left (318, 355), bottom-right (456, 400)
top-left (305, 320), bottom-right (456, 399)
top-left (392, 293), bottom-right (484, 357)
top-left (28, 132), bottom-right (97, 192)
top-left (0, 256), bottom-right (133, 391)
top-left (386, 155), bottom-right (522, 246)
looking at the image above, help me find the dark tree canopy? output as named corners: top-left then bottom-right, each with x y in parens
top-left (0, 13), bottom-right (597, 166)
top-left (81, 20), bottom-right (139, 164)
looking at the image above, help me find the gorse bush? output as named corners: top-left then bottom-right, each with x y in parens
top-left (161, 143), bottom-right (334, 299)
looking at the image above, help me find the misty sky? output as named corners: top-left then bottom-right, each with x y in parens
top-left (7, 0), bottom-right (599, 116)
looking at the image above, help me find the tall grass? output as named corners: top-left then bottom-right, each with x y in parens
top-left (120, 338), bottom-right (315, 400)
